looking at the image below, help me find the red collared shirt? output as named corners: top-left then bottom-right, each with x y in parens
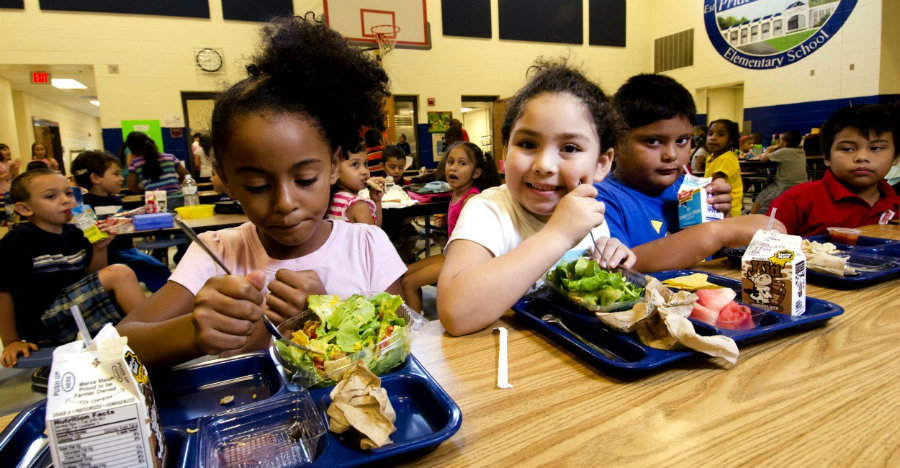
top-left (769, 170), bottom-right (900, 236)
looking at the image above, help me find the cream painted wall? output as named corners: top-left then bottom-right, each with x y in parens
top-left (0, 0), bottom-right (652, 130)
top-left (0, 76), bottom-right (21, 164)
top-left (14, 93), bottom-right (102, 171)
top-left (650, 0), bottom-right (888, 111)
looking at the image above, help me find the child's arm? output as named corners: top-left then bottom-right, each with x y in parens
top-left (1, 291), bottom-right (38, 368)
top-left (116, 272), bottom-right (267, 366)
top-left (631, 215), bottom-right (786, 272)
top-left (346, 200), bottom-right (379, 226)
top-left (437, 184), bottom-right (611, 336)
top-left (86, 227), bottom-right (115, 273)
top-left (127, 172), bottom-right (142, 192)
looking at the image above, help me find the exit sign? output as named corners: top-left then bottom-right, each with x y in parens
top-left (32, 71), bottom-right (50, 84)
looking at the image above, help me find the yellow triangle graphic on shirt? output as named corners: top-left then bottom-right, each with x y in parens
top-left (651, 220), bottom-right (663, 233)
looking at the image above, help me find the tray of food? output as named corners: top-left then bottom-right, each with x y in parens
top-left (0, 352), bottom-right (461, 468)
top-left (513, 270), bottom-right (843, 374)
top-left (722, 234), bottom-right (900, 288)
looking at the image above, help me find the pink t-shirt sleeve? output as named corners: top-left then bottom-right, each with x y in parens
top-left (168, 231), bottom-right (231, 295)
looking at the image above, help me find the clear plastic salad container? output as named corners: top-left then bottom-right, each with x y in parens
top-left (270, 292), bottom-right (424, 388)
top-left (544, 255), bottom-right (647, 314)
top-left (197, 391), bottom-right (326, 468)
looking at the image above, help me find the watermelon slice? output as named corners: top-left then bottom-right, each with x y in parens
top-left (690, 302), bottom-right (720, 326)
top-left (716, 302), bottom-right (755, 330)
top-left (696, 287), bottom-right (736, 312)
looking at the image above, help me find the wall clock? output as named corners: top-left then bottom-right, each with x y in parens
top-left (195, 48), bottom-right (223, 72)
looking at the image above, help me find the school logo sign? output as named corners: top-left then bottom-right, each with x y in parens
top-left (704, 0), bottom-right (856, 69)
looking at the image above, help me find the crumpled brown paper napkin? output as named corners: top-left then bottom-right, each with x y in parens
top-left (597, 278), bottom-right (739, 364)
top-left (326, 361), bottom-right (397, 449)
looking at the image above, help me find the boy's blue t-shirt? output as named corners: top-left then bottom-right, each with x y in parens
top-left (594, 174), bottom-right (682, 248)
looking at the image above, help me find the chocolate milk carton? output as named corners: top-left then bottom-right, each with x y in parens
top-left (741, 229), bottom-right (806, 316)
top-left (677, 173), bottom-right (724, 229)
top-left (46, 324), bottom-right (166, 468)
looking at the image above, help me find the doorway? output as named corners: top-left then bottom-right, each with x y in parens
top-left (703, 83), bottom-right (745, 134)
top-left (181, 91), bottom-right (217, 172)
top-left (32, 118), bottom-right (64, 174)
top-left (393, 95), bottom-right (419, 167)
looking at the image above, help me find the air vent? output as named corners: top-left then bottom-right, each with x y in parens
top-left (654, 29), bottom-right (693, 73)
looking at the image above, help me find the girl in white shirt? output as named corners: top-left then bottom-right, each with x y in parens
top-left (438, 60), bottom-right (636, 336)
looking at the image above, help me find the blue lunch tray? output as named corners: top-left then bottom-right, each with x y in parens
top-left (0, 352), bottom-right (461, 468)
top-left (722, 234), bottom-right (900, 288)
top-left (512, 270), bottom-right (843, 374)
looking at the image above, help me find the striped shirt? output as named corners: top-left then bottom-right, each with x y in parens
top-left (327, 191), bottom-right (376, 223)
top-left (129, 153), bottom-right (182, 193)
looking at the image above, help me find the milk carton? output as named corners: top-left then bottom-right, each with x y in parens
top-left (677, 173), bottom-right (724, 229)
top-left (741, 229), bottom-right (806, 316)
top-left (46, 324), bottom-right (166, 468)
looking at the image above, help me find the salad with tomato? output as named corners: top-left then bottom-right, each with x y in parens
top-left (274, 292), bottom-right (412, 387)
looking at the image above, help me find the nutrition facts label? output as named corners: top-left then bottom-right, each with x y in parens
top-left (49, 404), bottom-right (149, 468)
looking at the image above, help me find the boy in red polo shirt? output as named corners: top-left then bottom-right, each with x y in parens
top-left (769, 104), bottom-right (899, 235)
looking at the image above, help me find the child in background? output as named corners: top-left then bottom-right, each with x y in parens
top-left (124, 131), bottom-right (189, 193)
top-left (71, 150), bottom-right (171, 291)
top-left (397, 133), bottom-right (411, 156)
top-left (597, 73), bottom-right (783, 272)
top-left (0, 169), bottom-right (145, 367)
top-left (770, 104), bottom-right (899, 235)
top-left (31, 143), bottom-right (59, 171)
top-left (437, 60), bottom-right (635, 336)
top-left (705, 119), bottom-right (744, 217)
top-left (116, 16), bottom-right (406, 367)
top-left (327, 144), bottom-right (384, 226)
top-left (749, 130), bottom-right (808, 214)
top-left (401, 141), bottom-right (501, 313)
top-left (382, 145), bottom-right (408, 184)
top-left (0, 143), bottom-right (21, 195)
top-left (364, 128), bottom-right (386, 175)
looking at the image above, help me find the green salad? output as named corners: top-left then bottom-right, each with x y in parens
top-left (275, 292), bottom-right (410, 386)
top-left (546, 257), bottom-right (644, 309)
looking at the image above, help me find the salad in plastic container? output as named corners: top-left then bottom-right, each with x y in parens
top-left (271, 292), bottom-right (424, 388)
top-left (545, 256), bottom-right (646, 314)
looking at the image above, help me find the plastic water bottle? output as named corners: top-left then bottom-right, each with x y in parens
top-left (182, 175), bottom-right (199, 206)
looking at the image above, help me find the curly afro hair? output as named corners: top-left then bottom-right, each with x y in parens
top-left (500, 58), bottom-right (623, 155)
top-left (211, 14), bottom-right (390, 166)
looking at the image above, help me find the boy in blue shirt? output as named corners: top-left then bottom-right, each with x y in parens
top-left (596, 74), bottom-right (783, 271)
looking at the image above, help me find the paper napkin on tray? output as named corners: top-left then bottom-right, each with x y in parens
top-left (597, 278), bottom-right (740, 364)
top-left (326, 361), bottom-right (397, 449)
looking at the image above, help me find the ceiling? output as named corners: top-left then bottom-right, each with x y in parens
top-left (0, 64), bottom-right (99, 117)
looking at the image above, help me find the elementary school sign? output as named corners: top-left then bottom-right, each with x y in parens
top-left (704, 0), bottom-right (856, 70)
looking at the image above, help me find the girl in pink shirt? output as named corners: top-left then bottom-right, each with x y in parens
top-left (401, 142), bottom-right (501, 312)
top-left (117, 16), bottom-right (405, 366)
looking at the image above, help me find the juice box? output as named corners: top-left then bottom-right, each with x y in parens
top-left (740, 229), bottom-right (807, 316)
top-left (677, 173), bottom-right (724, 229)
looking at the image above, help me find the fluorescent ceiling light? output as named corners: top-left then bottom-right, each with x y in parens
top-left (89, 100), bottom-right (99, 106)
top-left (51, 79), bottom-right (87, 89)
top-left (461, 107), bottom-right (473, 113)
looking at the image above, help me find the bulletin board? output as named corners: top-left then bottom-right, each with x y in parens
top-left (121, 120), bottom-right (164, 152)
top-left (427, 111), bottom-right (452, 133)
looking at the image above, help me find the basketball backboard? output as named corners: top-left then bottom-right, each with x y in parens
top-left (323, 0), bottom-right (430, 50)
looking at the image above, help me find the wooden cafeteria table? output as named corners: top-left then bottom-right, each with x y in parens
top-left (2, 225), bottom-right (897, 468)
top-left (394, 223), bottom-right (900, 468)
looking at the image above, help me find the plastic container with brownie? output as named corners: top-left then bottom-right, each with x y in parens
top-left (271, 292), bottom-right (424, 388)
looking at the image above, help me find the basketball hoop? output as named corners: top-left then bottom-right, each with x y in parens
top-left (371, 24), bottom-right (401, 59)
